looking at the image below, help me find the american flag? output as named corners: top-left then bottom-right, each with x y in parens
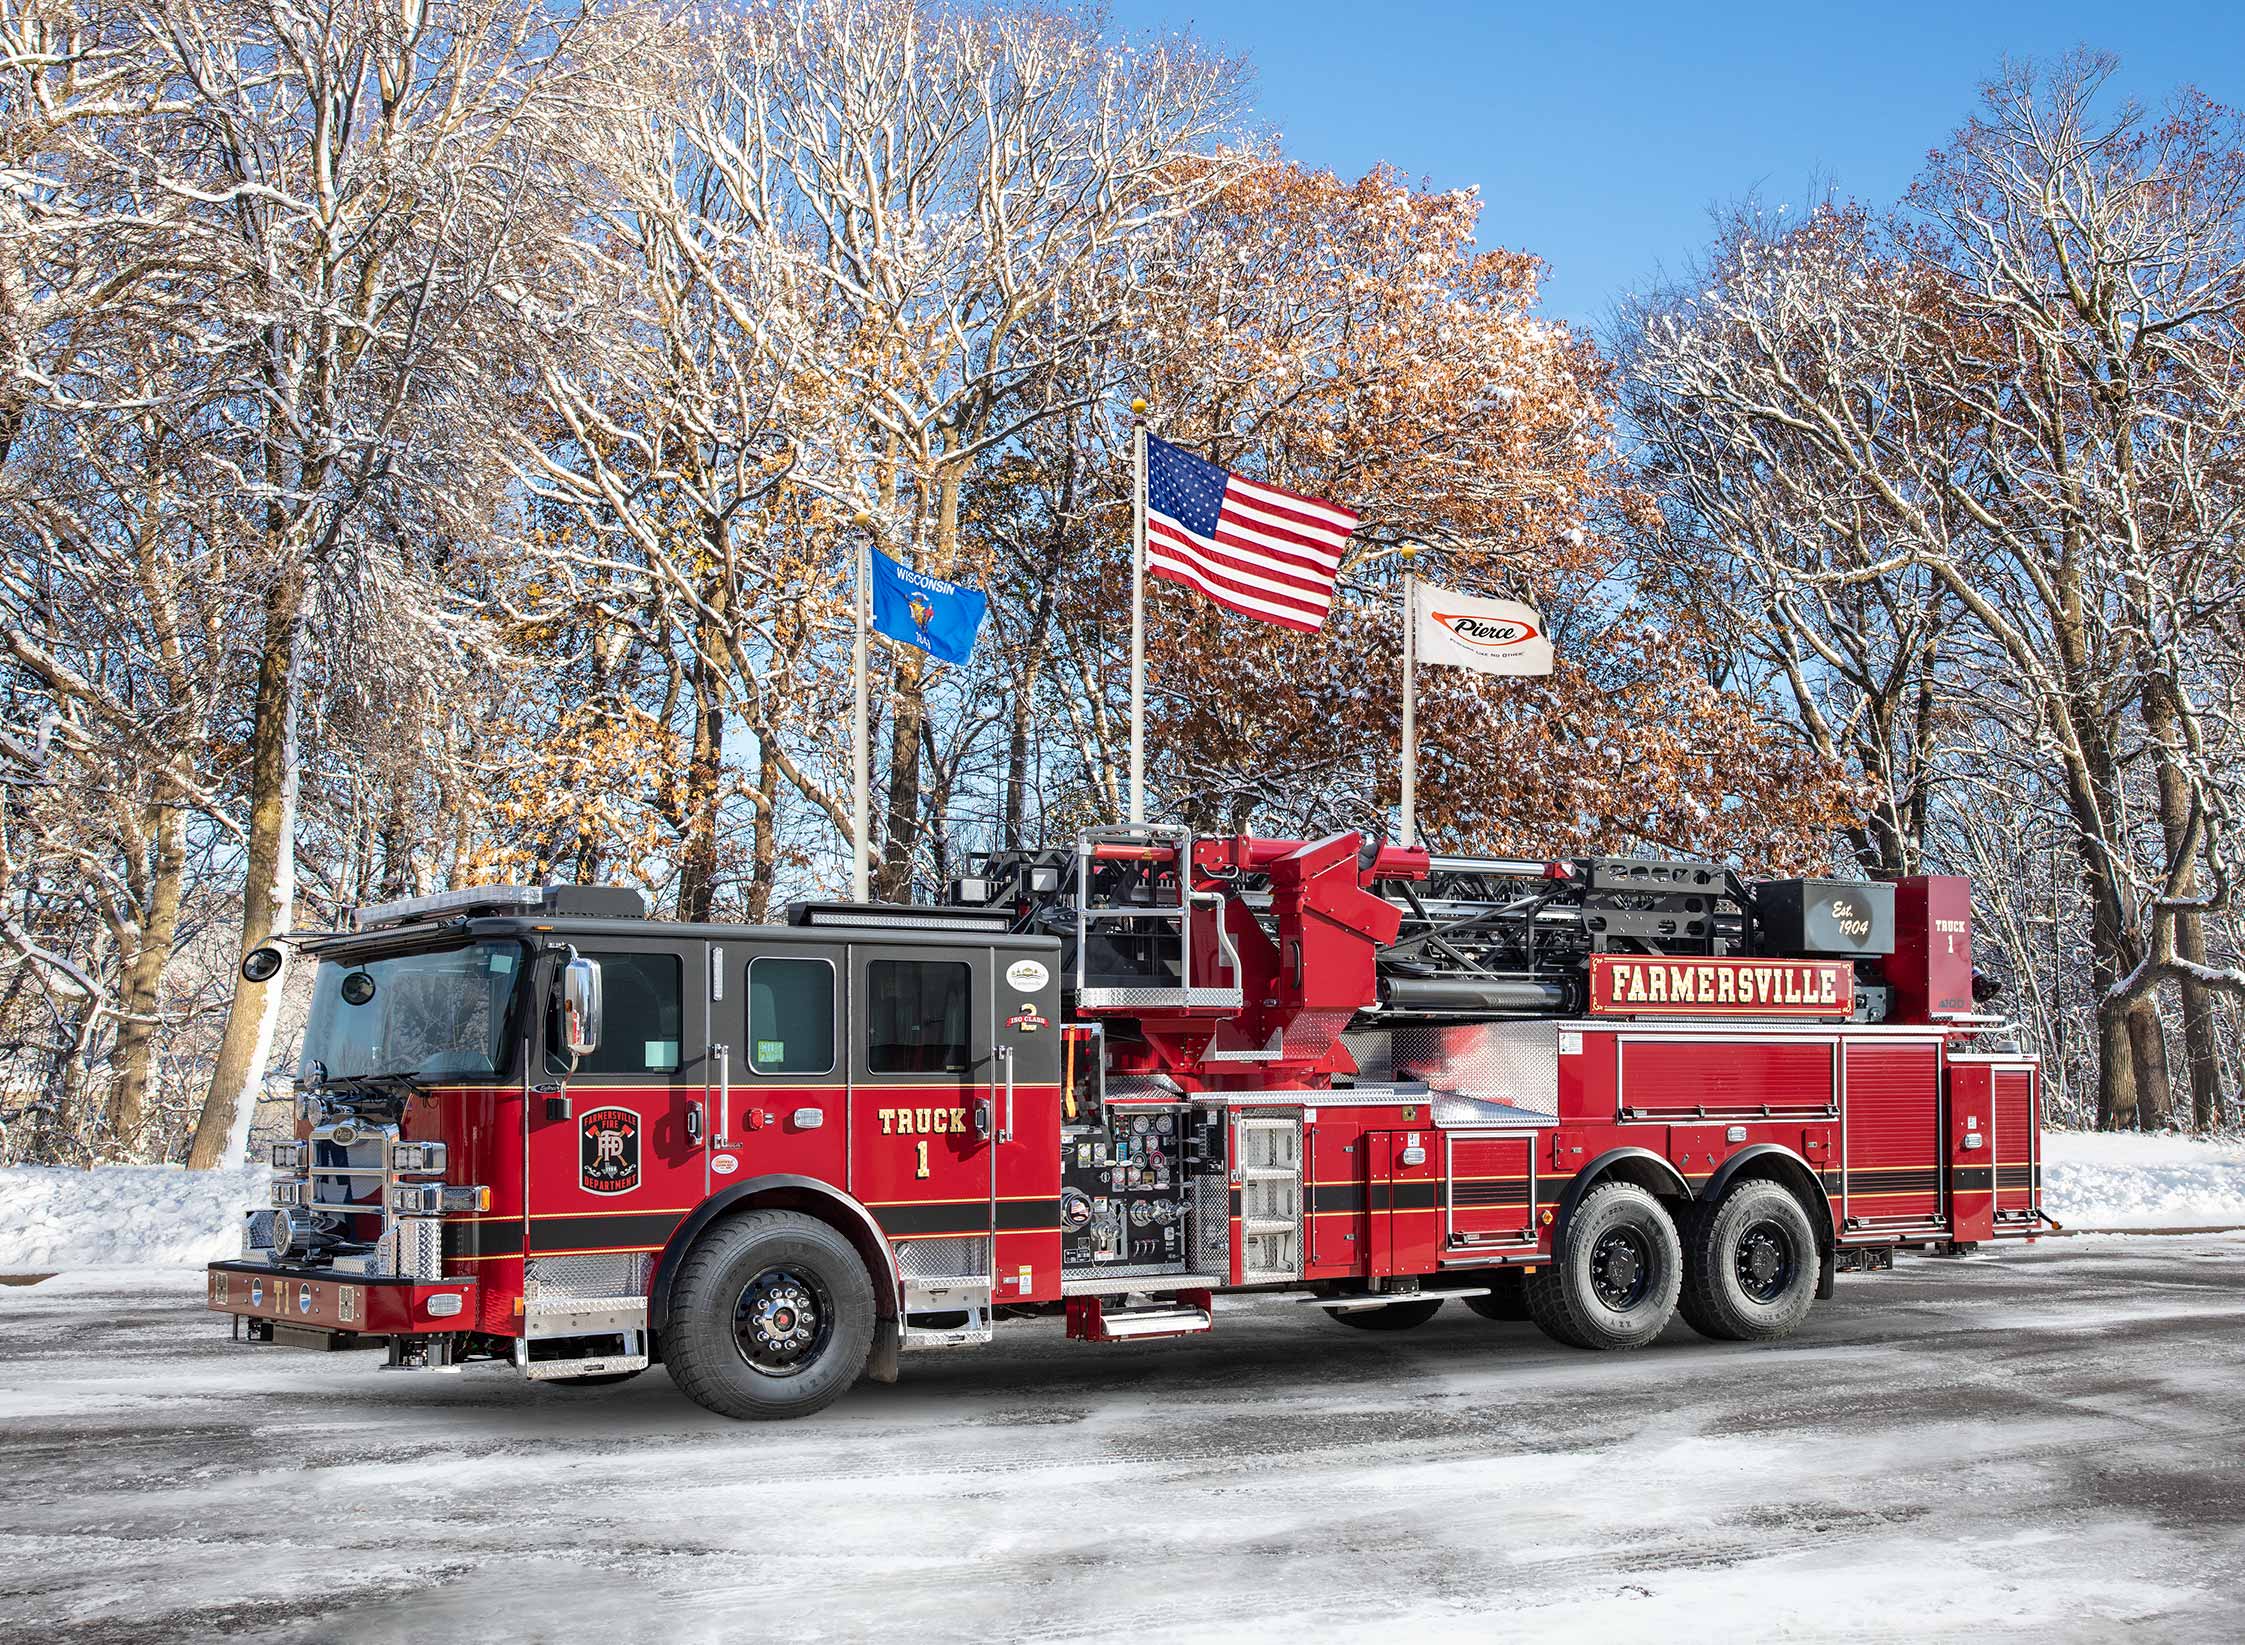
top-left (1143, 434), bottom-right (1357, 633)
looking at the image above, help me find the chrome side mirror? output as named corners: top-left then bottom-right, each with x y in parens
top-left (561, 954), bottom-right (603, 1058)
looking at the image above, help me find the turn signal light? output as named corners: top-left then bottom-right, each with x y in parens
top-left (389, 1183), bottom-right (491, 1215)
top-left (424, 1293), bottom-right (464, 1319)
top-left (270, 1142), bottom-right (305, 1171)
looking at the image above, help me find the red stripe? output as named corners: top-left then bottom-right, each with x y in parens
top-left (1148, 546), bottom-right (1330, 628)
top-left (1226, 472), bottom-right (1359, 530)
top-left (1207, 517), bottom-right (1341, 582)
top-left (1149, 558), bottom-right (1324, 632)
top-left (1222, 492), bottom-right (1356, 552)
top-left (1150, 519), bottom-right (1334, 600)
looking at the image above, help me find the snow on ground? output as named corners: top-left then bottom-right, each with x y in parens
top-left (0, 1161), bottom-right (260, 1269)
top-left (3, 1129), bottom-right (2244, 1274)
top-left (4, 1236), bottom-right (2244, 1642)
top-left (2041, 1129), bottom-right (2245, 1228)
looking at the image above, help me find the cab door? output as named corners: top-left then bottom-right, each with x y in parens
top-left (849, 943), bottom-right (996, 1285)
top-left (708, 940), bottom-right (848, 1188)
top-left (527, 938), bottom-right (706, 1277)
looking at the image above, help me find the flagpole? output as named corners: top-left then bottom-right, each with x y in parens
top-left (850, 510), bottom-right (872, 903)
top-left (1128, 398), bottom-right (1148, 826)
top-left (1399, 542), bottom-right (1418, 850)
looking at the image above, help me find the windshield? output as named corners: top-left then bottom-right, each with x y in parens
top-left (299, 941), bottom-right (527, 1082)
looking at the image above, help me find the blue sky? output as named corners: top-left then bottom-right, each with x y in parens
top-left (1118, 1), bottom-right (2245, 331)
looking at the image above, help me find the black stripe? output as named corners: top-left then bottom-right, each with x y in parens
top-left (1311, 1185), bottom-right (1364, 1215)
top-left (999, 1198), bottom-right (1062, 1233)
top-left (1952, 1166), bottom-right (1993, 1193)
top-left (1847, 1168), bottom-right (1942, 1194)
top-left (1451, 1181), bottom-right (1529, 1208)
top-left (443, 1219), bottom-right (525, 1259)
top-left (1996, 1165), bottom-right (2033, 1189)
top-left (529, 1211), bottom-right (687, 1252)
top-left (872, 1199), bottom-right (1061, 1238)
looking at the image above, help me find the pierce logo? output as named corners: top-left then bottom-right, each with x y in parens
top-left (579, 1106), bottom-right (642, 1195)
top-left (1434, 612), bottom-right (1540, 652)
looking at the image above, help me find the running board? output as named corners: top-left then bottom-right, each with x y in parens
top-left (1065, 1292), bottom-right (1214, 1343)
top-left (1302, 1286), bottom-right (1492, 1313)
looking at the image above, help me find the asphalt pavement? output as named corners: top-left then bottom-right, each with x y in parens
top-left (2, 1234), bottom-right (2242, 1643)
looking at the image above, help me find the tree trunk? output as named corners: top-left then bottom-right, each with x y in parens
top-left (675, 651), bottom-right (725, 921)
top-left (877, 645), bottom-right (926, 902)
top-left (2126, 999), bottom-right (2174, 1131)
top-left (108, 801), bottom-right (187, 1151)
top-left (188, 567), bottom-right (308, 1169)
top-left (2143, 672), bottom-right (2227, 1130)
top-left (2094, 991), bottom-right (2136, 1130)
top-left (2178, 914), bottom-right (2226, 1130)
top-left (878, 448), bottom-right (958, 902)
top-left (746, 736), bottom-right (780, 924)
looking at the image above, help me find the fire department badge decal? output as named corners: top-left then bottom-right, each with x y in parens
top-left (579, 1106), bottom-right (642, 1195)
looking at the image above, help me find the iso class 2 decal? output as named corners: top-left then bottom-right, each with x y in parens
top-left (579, 1106), bottom-right (642, 1195)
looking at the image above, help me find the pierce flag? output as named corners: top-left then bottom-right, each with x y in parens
top-left (868, 548), bottom-right (986, 667)
top-left (1411, 582), bottom-right (1553, 676)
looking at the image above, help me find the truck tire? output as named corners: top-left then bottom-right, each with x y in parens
top-left (1328, 1299), bottom-right (1444, 1331)
top-left (1526, 1182), bottom-right (1681, 1351)
top-left (664, 1210), bottom-right (875, 1420)
top-left (1678, 1178), bottom-right (1819, 1342)
top-left (1461, 1269), bottom-right (1530, 1322)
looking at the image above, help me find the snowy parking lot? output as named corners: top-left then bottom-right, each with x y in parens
top-left (4, 1233), bottom-right (2244, 1643)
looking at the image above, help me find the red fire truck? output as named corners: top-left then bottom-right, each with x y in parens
top-left (207, 825), bottom-right (2046, 1419)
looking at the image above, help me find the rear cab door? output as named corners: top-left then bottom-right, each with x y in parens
top-left (849, 940), bottom-right (999, 1300)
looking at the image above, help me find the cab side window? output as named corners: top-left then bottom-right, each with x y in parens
top-left (749, 957), bottom-right (835, 1076)
top-left (554, 952), bottom-right (683, 1076)
top-left (867, 959), bottom-right (971, 1075)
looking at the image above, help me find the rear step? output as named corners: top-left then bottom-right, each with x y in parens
top-left (1065, 1292), bottom-right (1214, 1343)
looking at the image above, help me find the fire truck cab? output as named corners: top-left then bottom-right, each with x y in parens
top-left (208, 826), bottom-right (2047, 1420)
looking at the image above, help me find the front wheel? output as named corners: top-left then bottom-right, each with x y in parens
top-left (1526, 1181), bottom-right (1682, 1351)
top-left (665, 1210), bottom-right (875, 1420)
top-left (1678, 1179), bottom-right (1819, 1342)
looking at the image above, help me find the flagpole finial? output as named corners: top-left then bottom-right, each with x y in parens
top-left (1400, 542), bottom-right (1420, 562)
top-left (1130, 398), bottom-right (1148, 417)
top-left (850, 510), bottom-right (872, 529)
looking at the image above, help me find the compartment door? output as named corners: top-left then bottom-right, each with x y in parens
top-left (1993, 1064), bottom-right (2040, 1222)
top-left (1444, 1132), bottom-right (1538, 1251)
top-left (1947, 1061), bottom-right (1995, 1242)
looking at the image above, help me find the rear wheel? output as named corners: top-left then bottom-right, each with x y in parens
top-left (1526, 1182), bottom-right (1681, 1351)
top-left (1328, 1298), bottom-right (1444, 1331)
top-left (1679, 1178), bottom-right (1819, 1342)
top-left (665, 1210), bottom-right (875, 1420)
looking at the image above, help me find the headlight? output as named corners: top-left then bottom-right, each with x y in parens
top-left (271, 1181), bottom-right (305, 1208)
top-left (271, 1142), bottom-right (306, 1171)
top-left (388, 1141), bottom-right (447, 1174)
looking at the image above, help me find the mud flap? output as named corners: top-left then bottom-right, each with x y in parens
top-left (1816, 1243), bottom-right (1836, 1301)
top-left (865, 1316), bottom-right (901, 1384)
